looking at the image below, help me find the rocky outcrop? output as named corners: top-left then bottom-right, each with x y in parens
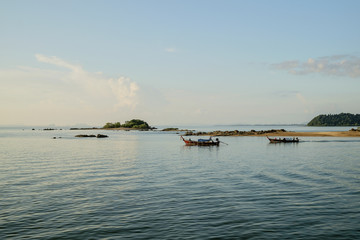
top-left (184, 129), bottom-right (287, 136)
top-left (75, 134), bottom-right (96, 137)
top-left (96, 134), bottom-right (108, 138)
top-left (70, 127), bottom-right (99, 130)
top-left (162, 128), bottom-right (193, 132)
top-left (75, 134), bottom-right (108, 138)
top-left (350, 128), bottom-right (360, 132)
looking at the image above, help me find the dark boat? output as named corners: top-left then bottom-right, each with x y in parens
top-left (181, 136), bottom-right (220, 146)
top-left (267, 136), bottom-right (299, 143)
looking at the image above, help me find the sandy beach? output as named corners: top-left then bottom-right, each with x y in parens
top-left (257, 131), bottom-right (360, 137)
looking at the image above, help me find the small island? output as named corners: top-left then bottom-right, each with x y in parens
top-left (70, 119), bottom-right (155, 131)
top-left (103, 119), bottom-right (155, 130)
top-left (307, 113), bottom-right (360, 126)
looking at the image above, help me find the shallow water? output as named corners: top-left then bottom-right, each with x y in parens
top-left (1, 129), bottom-right (360, 239)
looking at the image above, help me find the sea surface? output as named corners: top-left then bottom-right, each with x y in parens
top-left (1, 126), bottom-right (360, 239)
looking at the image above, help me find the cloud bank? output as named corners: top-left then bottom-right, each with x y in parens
top-left (35, 54), bottom-right (139, 108)
top-left (272, 55), bottom-right (360, 78)
top-left (0, 54), bottom-right (140, 125)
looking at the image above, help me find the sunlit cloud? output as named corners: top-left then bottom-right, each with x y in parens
top-left (36, 54), bottom-right (84, 73)
top-left (35, 54), bottom-right (139, 108)
top-left (272, 55), bottom-right (360, 78)
top-left (165, 48), bottom-right (176, 53)
top-left (0, 54), bottom-right (140, 125)
top-left (108, 77), bottom-right (139, 108)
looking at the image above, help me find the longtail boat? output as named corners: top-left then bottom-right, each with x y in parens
top-left (181, 136), bottom-right (220, 146)
top-left (267, 136), bottom-right (299, 143)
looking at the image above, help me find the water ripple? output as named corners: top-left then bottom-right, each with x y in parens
top-left (1, 132), bottom-right (360, 239)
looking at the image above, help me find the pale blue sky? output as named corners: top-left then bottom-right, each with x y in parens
top-left (1, 0), bottom-right (360, 126)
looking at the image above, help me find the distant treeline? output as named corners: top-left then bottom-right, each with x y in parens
top-left (307, 113), bottom-right (360, 126)
top-left (103, 119), bottom-right (153, 129)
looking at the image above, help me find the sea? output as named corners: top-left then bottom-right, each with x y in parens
top-left (1, 125), bottom-right (360, 239)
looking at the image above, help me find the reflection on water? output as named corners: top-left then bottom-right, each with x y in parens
top-left (1, 129), bottom-right (360, 239)
top-left (303, 139), bottom-right (360, 143)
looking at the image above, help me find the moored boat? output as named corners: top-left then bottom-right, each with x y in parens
top-left (267, 136), bottom-right (299, 143)
top-left (181, 136), bottom-right (220, 146)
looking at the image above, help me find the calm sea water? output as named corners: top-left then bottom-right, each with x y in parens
top-left (1, 127), bottom-right (360, 239)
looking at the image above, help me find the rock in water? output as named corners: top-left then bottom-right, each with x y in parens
top-left (96, 134), bottom-right (108, 138)
top-left (75, 134), bottom-right (96, 138)
top-left (75, 134), bottom-right (108, 138)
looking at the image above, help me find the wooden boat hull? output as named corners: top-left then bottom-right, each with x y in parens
top-left (181, 136), bottom-right (220, 146)
top-left (267, 136), bottom-right (299, 143)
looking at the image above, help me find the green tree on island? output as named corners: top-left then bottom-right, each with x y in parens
top-left (121, 119), bottom-right (150, 129)
top-left (307, 113), bottom-right (360, 126)
top-left (103, 122), bottom-right (121, 128)
top-left (103, 119), bottom-right (152, 129)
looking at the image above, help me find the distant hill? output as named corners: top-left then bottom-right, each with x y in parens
top-left (307, 113), bottom-right (360, 126)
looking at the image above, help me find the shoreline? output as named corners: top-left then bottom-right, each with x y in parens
top-left (68, 127), bottom-right (360, 137)
top-left (184, 129), bottom-right (360, 137)
top-left (257, 131), bottom-right (360, 137)
top-left (70, 127), bottom-right (151, 131)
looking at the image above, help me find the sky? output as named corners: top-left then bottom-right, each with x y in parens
top-left (1, 0), bottom-right (360, 127)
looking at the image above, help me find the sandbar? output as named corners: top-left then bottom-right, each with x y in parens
top-left (258, 131), bottom-right (360, 137)
top-left (185, 129), bottom-right (360, 137)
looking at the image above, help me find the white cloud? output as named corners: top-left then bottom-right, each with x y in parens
top-left (165, 48), bottom-right (176, 53)
top-left (36, 54), bottom-right (83, 72)
top-left (0, 54), bottom-right (140, 125)
top-left (108, 77), bottom-right (139, 108)
top-left (35, 54), bottom-right (139, 108)
top-left (272, 55), bottom-right (360, 78)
